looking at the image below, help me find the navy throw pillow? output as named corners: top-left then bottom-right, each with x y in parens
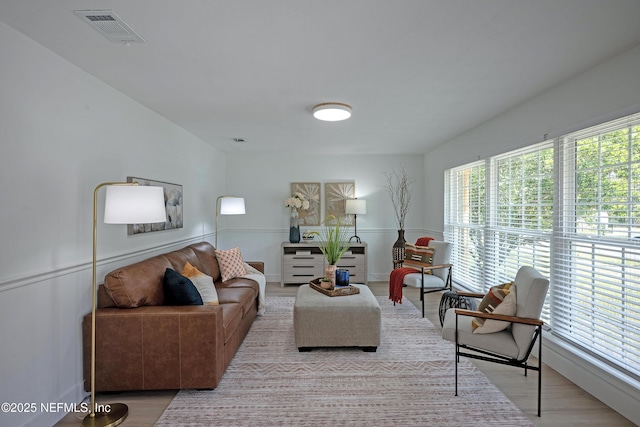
top-left (163, 268), bottom-right (203, 306)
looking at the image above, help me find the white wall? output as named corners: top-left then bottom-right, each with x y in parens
top-left (222, 153), bottom-right (426, 282)
top-left (424, 44), bottom-right (640, 232)
top-left (422, 44), bottom-right (640, 424)
top-left (0, 22), bottom-right (225, 427)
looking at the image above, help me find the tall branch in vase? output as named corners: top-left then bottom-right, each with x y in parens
top-left (383, 165), bottom-right (415, 268)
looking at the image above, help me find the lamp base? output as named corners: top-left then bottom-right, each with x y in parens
top-left (82, 403), bottom-right (128, 427)
top-left (348, 235), bottom-right (362, 243)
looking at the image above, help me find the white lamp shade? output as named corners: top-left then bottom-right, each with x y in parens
top-left (104, 185), bottom-right (166, 224)
top-left (220, 197), bottom-right (246, 215)
top-left (345, 199), bottom-right (367, 215)
top-left (313, 103), bottom-right (352, 121)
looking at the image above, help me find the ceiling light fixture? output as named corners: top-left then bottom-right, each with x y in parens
top-left (312, 102), bottom-right (352, 121)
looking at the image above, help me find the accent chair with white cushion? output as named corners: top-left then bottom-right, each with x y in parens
top-left (441, 266), bottom-right (549, 416)
top-left (403, 240), bottom-right (453, 316)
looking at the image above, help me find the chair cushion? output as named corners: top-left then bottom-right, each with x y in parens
top-left (427, 241), bottom-right (452, 281)
top-left (402, 273), bottom-right (445, 289)
top-left (442, 308), bottom-right (519, 359)
top-left (511, 266), bottom-right (550, 360)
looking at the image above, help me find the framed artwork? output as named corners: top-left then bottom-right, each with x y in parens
top-left (127, 177), bottom-right (183, 234)
top-left (291, 182), bottom-right (321, 226)
top-left (325, 182), bottom-right (355, 225)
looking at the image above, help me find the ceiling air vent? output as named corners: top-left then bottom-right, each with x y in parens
top-left (74, 10), bottom-right (145, 43)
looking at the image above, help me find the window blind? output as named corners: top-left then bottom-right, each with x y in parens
top-left (444, 112), bottom-right (640, 378)
top-left (488, 143), bottom-right (553, 322)
top-left (444, 161), bottom-right (486, 293)
top-left (555, 112), bottom-right (640, 377)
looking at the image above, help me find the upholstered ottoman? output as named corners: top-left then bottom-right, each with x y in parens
top-left (293, 284), bottom-right (381, 352)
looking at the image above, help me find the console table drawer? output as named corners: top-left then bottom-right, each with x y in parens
top-left (283, 256), bottom-right (324, 268)
top-left (335, 254), bottom-right (365, 269)
top-left (281, 242), bottom-right (367, 286)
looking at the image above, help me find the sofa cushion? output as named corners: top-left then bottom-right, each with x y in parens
top-left (104, 255), bottom-right (172, 308)
top-left (164, 247), bottom-right (200, 273)
top-left (216, 276), bottom-right (260, 292)
top-left (216, 287), bottom-right (257, 317)
top-left (189, 242), bottom-right (221, 281)
top-left (163, 268), bottom-right (203, 306)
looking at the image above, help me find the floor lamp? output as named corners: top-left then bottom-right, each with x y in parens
top-left (215, 195), bottom-right (246, 248)
top-left (84, 182), bottom-right (166, 427)
top-left (345, 198), bottom-right (367, 243)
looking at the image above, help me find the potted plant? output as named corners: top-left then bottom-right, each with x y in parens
top-left (319, 277), bottom-right (333, 290)
top-left (313, 215), bottom-right (350, 285)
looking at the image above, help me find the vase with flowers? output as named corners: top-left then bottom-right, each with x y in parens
top-left (285, 193), bottom-right (310, 243)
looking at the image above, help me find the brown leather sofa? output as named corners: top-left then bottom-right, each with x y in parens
top-left (82, 242), bottom-right (262, 392)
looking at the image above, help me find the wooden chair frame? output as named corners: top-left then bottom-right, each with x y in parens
top-left (454, 307), bottom-right (544, 417)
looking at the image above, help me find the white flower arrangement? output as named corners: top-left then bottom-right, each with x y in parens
top-left (285, 193), bottom-right (310, 211)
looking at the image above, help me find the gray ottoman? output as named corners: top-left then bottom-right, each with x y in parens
top-left (293, 284), bottom-right (381, 352)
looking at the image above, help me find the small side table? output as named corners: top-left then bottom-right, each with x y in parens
top-left (438, 291), bottom-right (477, 326)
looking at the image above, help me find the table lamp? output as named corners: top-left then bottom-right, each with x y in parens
top-left (345, 198), bottom-right (366, 243)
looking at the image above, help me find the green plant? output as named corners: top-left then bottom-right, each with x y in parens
top-left (314, 215), bottom-right (350, 265)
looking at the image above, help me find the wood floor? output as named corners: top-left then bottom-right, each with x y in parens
top-left (56, 282), bottom-right (634, 426)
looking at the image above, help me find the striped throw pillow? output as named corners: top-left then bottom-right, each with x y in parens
top-left (404, 243), bottom-right (435, 264)
top-left (471, 282), bottom-right (514, 332)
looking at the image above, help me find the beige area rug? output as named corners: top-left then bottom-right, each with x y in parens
top-left (155, 297), bottom-right (533, 426)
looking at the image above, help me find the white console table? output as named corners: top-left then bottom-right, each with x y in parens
top-left (281, 242), bottom-right (368, 287)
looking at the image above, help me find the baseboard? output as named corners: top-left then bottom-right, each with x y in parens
top-left (543, 334), bottom-right (640, 425)
top-left (21, 381), bottom-right (87, 427)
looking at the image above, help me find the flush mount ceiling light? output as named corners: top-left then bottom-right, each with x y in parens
top-left (312, 102), bottom-right (352, 121)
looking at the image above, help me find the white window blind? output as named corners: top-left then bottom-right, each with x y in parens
top-left (445, 112), bottom-right (640, 379)
top-left (555, 113), bottom-right (640, 377)
top-left (444, 161), bottom-right (486, 293)
top-left (488, 143), bottom-right (553, 322)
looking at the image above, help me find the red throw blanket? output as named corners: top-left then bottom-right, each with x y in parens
top-left (416, 236), bottom-right (434, 247)
top-left (389, 267), bottom-right (418, 304)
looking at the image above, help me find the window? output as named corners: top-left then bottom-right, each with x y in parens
top-left (445, 112), bottom-right (640, 378)
top-left (444, 161), bottom-right (486, 293)
top-left (555, 114), bottom-right (640, 377)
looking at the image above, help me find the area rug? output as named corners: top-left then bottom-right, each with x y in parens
top-left (155, 297), bottom-right (533, 426)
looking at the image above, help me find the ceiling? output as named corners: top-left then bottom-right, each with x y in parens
top-left (2, 1), bottom-right (640, 155)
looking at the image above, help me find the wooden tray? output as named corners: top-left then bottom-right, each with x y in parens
top-left (309, 278), bottom-right (360, 297)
